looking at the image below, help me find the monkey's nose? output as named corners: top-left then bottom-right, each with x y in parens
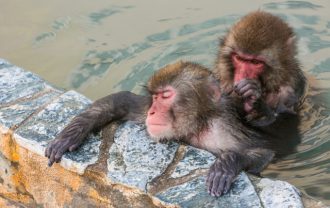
top-left (148, 111), bottom-right (155, 116)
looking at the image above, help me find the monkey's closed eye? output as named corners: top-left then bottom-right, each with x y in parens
top-left (250, 59), bottom-right (263, 65)
top-left (162, 91), bottom-right (173, 99)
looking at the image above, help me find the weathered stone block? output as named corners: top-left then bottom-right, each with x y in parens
top-left (257, 178), bottom-right (304, 208)
top-left (0, 91), bottom-right (60, 129)
top-left (14, 91), bottom-right (101, 174)
top-left (0, 153), bottom-right (16, 193)
top-left (171, 146), bottom-right (215, 178)
top-left (0, 64), bottom-right (55, 105)
top-left (156, 173), bottom-right (262, 208)
top-left (108, 121), bottom-right (179, 191)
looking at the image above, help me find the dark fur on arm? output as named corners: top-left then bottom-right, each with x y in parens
top-left (207, 148), bottom-right (274, 197)
top-left (45, 91), bottom-right (149, 166)
top-left (206, 95), bottom-right (275, 197)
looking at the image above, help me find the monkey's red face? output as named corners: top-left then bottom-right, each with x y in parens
top-left (232, 52), bottom-right (265, 84)
top-left (146, 86), bottom-right (177, 141)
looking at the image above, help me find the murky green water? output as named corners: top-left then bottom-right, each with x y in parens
top-left (1, 0), bottom-right (329, 204)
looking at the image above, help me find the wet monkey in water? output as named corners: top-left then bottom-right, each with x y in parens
top-left (45, 11), bottom-right (304, 197)
top-left (215, 11), bottom-right (307, 125)
top-left (46, 61), bottom-right (276, 197)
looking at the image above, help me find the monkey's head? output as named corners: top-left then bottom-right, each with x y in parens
top-left (217, 11), bottom-right (299, 93)
top-left (145, 61), bottom-right (221, 142)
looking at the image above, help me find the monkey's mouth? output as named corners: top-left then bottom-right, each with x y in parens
top-left (147, 123), bottom-right (169, 133)
top-left (148, 123), bottom-right (167, 126)
top-left (146, 123), bottom-right (173, 139)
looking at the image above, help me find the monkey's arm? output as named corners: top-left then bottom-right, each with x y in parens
top-left (206, 148), bottom-right (274, 197)
top-left (234, 79), bottom-right (302, 126)
top-left (45, 91), bottom-right (149, 166)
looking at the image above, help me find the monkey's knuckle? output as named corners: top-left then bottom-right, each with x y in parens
top-left (245, 84), bottom-right (253, 89)
top-left (69, 145), bottom-right (76, 151)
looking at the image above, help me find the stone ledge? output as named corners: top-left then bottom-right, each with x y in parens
top-left (0, 58), bottom-right (327, 207)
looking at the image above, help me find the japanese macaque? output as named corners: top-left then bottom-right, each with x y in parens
top-left (46, 61), bottom-right (276, 197)
top-left (214, 11), bottom-right (307, 125)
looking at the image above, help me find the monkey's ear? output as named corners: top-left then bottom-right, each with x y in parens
top-left (286, 35), bottom-right (297, 54)
top-left (208, 80), bottom-right (221, 102)
top-left (286, 35), bottom-right (296, 46)
top-left (140, 85), bottom-right (152, 95)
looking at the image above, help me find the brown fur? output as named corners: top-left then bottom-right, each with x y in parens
top-left (46, 60), bottom-right (298, 197)
top-left (215, 11), bottom-right (306, 99)
top-left (148, 61), bottom-right (221, 138)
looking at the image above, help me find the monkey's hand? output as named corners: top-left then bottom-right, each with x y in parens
top-left (234, 79), bottom-right (261, 113)
top-left (206, 151), bottom-right (242, 197)
top-left (276, 86), bottom-right (299, 115)
top-left (45, 92), bottom-right (149, 167)
top-left (45, 119), bottom-right (90, 167)
top-left (234, 79), bottom-right (279, 126)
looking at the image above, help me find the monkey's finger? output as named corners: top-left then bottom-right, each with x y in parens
top-left (215, 175), bottom-right (227, 196)
top-left (45, 140), bottom-right (60, 158)
top-left (45, 145), bottom-right (52, 157)
top-left (207, 164), bottom-right (216, 181)
top-left (234, 79), bottom-right (256, 89)
top-left (211, 173), bottom-right (222, 196)
top-left (48, 141), bottom-right (65, 165)
top-left (54, 149), bottom-right (66, 163)
top-left (235, 86), bottom-right (259, 99)
top-left (48, 159), bottom-right (54, 167)
top-left (55, 140), bottom-right (73, 161)
top-left (206, 171), bottom-right (215, 193)
top-left (46, 140), bottom-right (59, 158)
top-left (234, 79), bottom-right (248, 89)
top-left (69, 144), bottom-right (80, 152)
top-left (239, 84), bottom-right (259, 94)
top-left (243, 89), bottom-right (259, 100)
top-left (224, 175), bottom-right (235, 194)
top-left (49, 151), bottom-right (56, 167)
